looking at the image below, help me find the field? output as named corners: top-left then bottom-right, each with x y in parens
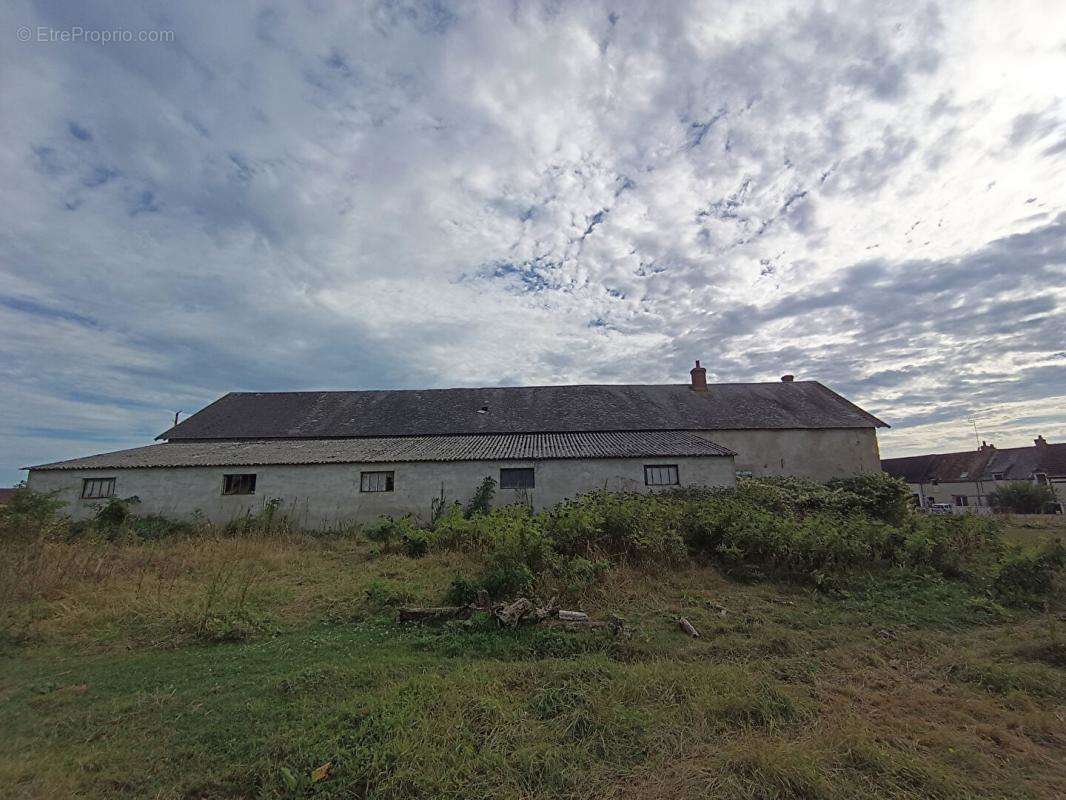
top-left (1, 502), bottom-right (1064, 799)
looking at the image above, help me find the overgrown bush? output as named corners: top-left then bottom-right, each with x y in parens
top-left (0, 485), bottom-right (65, 539)
top-left (992, 541), bottom-right (1066, 607)
top-left (464, 476), bottom-right (496, 518)
top-left (224, 498), bottom-right (300, 536)
top-left (364, 515), bottom-right (420, 554)
top-left (988, 482), bottom-right (1058, 514)
top-left (401, 476), bottom-right (1061, 606)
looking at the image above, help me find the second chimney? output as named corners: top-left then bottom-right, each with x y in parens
top-left (1035, 435), bottom-right (1048, 448)
top-left (781, 374), bottom-right (794, 383)
top-left (690, 360), bottom-right (707, 391)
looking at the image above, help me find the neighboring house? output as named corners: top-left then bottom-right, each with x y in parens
top-left (26, 363), bottom-right (887, 527)
top-left (881, 436), bottom-right (1065, 510)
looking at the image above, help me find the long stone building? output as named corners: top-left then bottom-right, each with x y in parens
top-left (26, 363), bottom-right (887, 527)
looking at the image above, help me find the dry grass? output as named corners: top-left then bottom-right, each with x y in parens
top-left (0, 521), bottom-right (1064, 799)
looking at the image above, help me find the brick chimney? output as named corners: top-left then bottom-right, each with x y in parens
top-left (690, 360), bottom-right (707, 391)
top-left (979, 440), bottom-right (995, 453)
top-left (780, 374), bottom-right (794, 383)
top-left (1034, 435), bottom-right (1048, 448)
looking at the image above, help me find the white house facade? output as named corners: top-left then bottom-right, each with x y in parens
top-left (881, 436), bottom-right (1065, 512)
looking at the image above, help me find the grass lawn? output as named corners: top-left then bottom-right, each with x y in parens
top-left (2, 519), bottom-right (1065, 799)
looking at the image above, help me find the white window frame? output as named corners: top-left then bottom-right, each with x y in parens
top-left (644, 465), bottom-right (680, 487)
top-left (81, 477), bottom-right (116, 499)
top-left (222, 474), bottom-right (257, 495)
top-left (360, 471), bottom-right (394, 493)
top-left (499, 467), bottom-right (535, 490)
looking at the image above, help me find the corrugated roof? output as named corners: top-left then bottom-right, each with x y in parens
top-left (882, 439), bottom-right (1066, 483)
top-left (28, 431), bottom-right (735, 471)
top-left (157, 382), bottom-right (887, 441)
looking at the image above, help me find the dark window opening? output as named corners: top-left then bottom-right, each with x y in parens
top-left (81, 477), bottom-right (116, 499)
top-left (644, 465), bottom-right (680, 486)
top-left (500, 468), bottom-right (535, 489)
top-left (361, 471), bottom-right (394, 492)
top-left (991, 472), bottom-right (1005, 480)
top-left (1035, 473), bottom-right (1049, 485)
top-left (222, 474), bottom-right (256, 495)
top-left (953, 495), bottom-right (969, 507)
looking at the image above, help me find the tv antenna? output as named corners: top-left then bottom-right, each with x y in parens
top-left (967, 416), bottom-right (980, 448)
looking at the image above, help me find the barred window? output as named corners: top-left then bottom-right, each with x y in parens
top-left (644, 465), bottom-right (679, 486)
top-left (361, 471), bottom-right (394, 492)
top-left (81, 477), bottom-right (116, 499)
top-left (500, 468), bottom-right (535, 489)
top-left (222, 474), bottom-right (256, 495)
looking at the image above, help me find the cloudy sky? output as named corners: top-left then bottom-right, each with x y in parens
top-left (2, 0), bottom-right (1065, 485)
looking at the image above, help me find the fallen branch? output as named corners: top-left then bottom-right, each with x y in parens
top-left (495, 597), bottom-right (534, 627)
top-left (397, 606), bottom-right (471, 624)
top-left (397, 597), bottom-right (629, 636)
top-left (678, 617), bottom-right (701, 638)
top-left (557, 610), bottom-right (589, 623)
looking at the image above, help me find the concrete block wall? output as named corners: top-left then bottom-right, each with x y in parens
top-left (28, 455), bottom-right (736, 529)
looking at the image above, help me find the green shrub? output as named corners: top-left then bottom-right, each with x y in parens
top-left (478, 506), bottom-right (552, 597)
top-left (364, 515), bottom-right (418, 553)
top-left (223, 498), bottom-right (297, 536)
top-left (988, 482), bottom-right (1058, 514)
top-left (129, 514), bottom-right (196, 540)
top-left (364, 578), bottom-right (413, 608)
top-left (895, 514), bottom-right (1004, 579)
top-left (0, 485), bottom-right (65, 539)
top-left (992, 541), bottom-right (1066, 607)
top-left (429, 503), bottom-right (478, 550)
top-left (826, 472), bottom-right (913, 525)
top-left (464, 476), bottom-right (496, 518)
top-left (444, 576), bottom-right (481, 606)
top-left (401, 528), bottom-right (430, 558)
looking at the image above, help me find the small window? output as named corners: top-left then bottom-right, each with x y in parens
top-left (222, 474), bottom-right (256, 495)
top-left (360, 471), bottom-right (394, 493)
top-left (991, 472), bottom-right (1005, 480)
top-left (953, 495), bottom-right (969, 507)
top-left (644, 465), bottom-right (680, 486)
top-left (81, 477), bottom-right (116, 499)
top-left (500, 468), bottom-right (535, 489)
top-left (1035, 473), bottom-right (1049, 485)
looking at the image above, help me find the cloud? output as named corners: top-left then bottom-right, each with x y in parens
top-left (0, 0), bottom-right (1064, 483)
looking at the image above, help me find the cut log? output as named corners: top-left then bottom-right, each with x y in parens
top-left (557, 610), bottom-right (589, 623)
top-left (678, 617), bottom-right (701, 638)
top-left (397, 606), bottom-right (471, 624)
top-left (495, 597), bottom-right (534, 626)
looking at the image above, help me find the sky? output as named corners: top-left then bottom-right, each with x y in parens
top-left (1, 0), bottom-right (1065, 486)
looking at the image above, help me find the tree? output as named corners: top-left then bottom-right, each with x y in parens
top-left (987, 481), bottom-right (1057, 514)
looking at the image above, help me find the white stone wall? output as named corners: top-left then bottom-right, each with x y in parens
top-left (697, 428), bottom-right (881, 481)
top-left (27, 455), bottom-right (735, 529)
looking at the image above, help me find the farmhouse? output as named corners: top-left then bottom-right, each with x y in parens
top-left (26, 363), bottom-right (887, 527)
top-left (881, 436), bottom-right (1065, 511)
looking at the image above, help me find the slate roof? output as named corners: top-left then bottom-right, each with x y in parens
top-left (881, 440), bottom-right (1066, 483)
top-left (156, 382), bottom-right (887, 441)
top-left (28, 431), bottom-right (735, 471)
